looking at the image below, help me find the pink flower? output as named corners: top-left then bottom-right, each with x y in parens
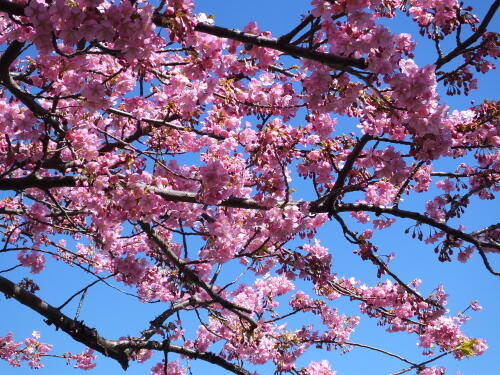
top-left (365, 181), bottom-right (398, 206)
top-left (470, 301), bottom-right (483, 311)
top-left (436, 179), bottom-right (455, 193)
top-left (302, 240), bottom-right (331, 262)
top-left (419, 367), bottom-right (445, 375)
top-left (132, 349), bottom-right (152, 363)
top-left (290, 291), bottom-right (313, 310)
top-left (311, 0), bottom-right (333, 18)
top-left (425, 198), bottom-right (446, 222)
top-left (81, 82), bottom-right (108, 110)
top-left (471, 338), bottom-right (488, 356)
top-left (0, 333), bottom-right (22, 367)
top-left (351, 211), bottom-right (370, 223)
top-left (151, 360), bottom-right (185, 375)
top-left (113, 256), bottom-right (148, 286)
top-left (304, 360), bottom-right (336, 375)
top-left (345, 0), bottom-right (369, 13)
top-left (396, 33), bottom-right (416, 55)
top-left (199, 159), bottom-right (231, 204)
top-left (72, 348), bottom-right (96, 370)
top-left (310, 113), bottom-right (337, 137)
top-left (457, 247), bottom-right (474, 263)
top-left (18, 250), bottom-right (46, 274)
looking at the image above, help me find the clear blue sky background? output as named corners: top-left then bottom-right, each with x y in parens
top-left (1, 1), bottom-right (499, 375)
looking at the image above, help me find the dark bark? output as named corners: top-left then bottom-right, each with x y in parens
top-left (0, 275), bottom-right (253, 375)
top-left (192, 22), bottom-right (368, 70)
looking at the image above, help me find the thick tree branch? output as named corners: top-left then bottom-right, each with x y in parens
top-left (314, 134), bottom-right (372, 215)
top-left (0, 175), bottom-right (79, 191)
top-left (0, 275), bottom-right (130, 369)
top-left (0, 175), bottom-right (265, 209)
top-left (330, 134), bottom-right (372, 195)
top-left (144, 185), bottom-right (267, 210)
top-left (115, 340), bottom-right (252, 375)
top-left (0, 275), bottom-right (252, 375)
top-left (188, 22), bottom-right (368, 70)
top-left (0, 0), bottom-right (24, 15)
top-left (0, 41), bottom-right (61, 130)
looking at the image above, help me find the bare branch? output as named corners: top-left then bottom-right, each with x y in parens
top-left (277, 14), bottom-right (315, 44)
top-left (325, 202), bottom-right (500, 275)
top-left (388, 351), bottom-right (452, 375)
top-left (344, 341), bottom-right (416, 366)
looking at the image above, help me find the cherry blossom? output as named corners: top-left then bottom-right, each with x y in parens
top-left (0, 0), bottom-right (498, 374)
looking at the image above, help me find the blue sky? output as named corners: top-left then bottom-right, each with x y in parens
top-left (1, 1), bottom-right (499, 375)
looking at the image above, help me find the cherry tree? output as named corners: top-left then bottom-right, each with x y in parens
top-left (0, 0), bottom-right (498, 374)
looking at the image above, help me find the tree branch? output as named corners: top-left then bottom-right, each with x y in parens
top-left (435, 0), bottom-right (500, 69)
top-left (0, 275), bottom-right (252, 375)
top-left (105, 108), bottom-right (224, 145)
top-left (330, 134), bottom-right (372, 195)
top-left (2, 175), bottom-right (497, 275)
top-left (327, 202), bottom-right (499, 249)
top-left (138, 221), bottom-right (258, 329)
top-left (343, 341), bottom-right (416, 366)
top-left (325, 202), bottom-right (500, 276)
top-left (188, 22), bottom-right (368, 70)
top-left (144, 185), bottom-right (267, 210)
top-left (0, 41), bottom-right (62, 130)
top-left (314, 134), bottom-right (372, 215)
top-left (115, 340), bottom-right (252, 375)
top-left (277, 14), bottom-right (315, 44)
top-left (137, 299), bottom-right (198, 342)
top-left (0, 175), bottom-right (79, 191)
top-left (0, 0), bottom-right (24, 16)
top-left (0, 275), bottom-right (130, 369)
